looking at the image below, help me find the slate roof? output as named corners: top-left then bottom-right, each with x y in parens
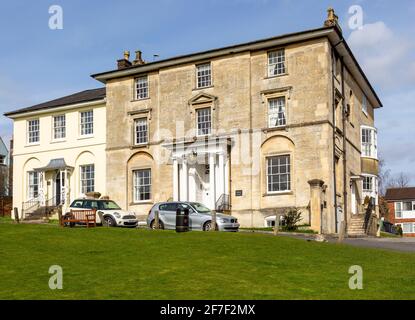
top-left (4, 88), bottom-right (106, 117)
top-left (385, 188), bottom-right (415, 201)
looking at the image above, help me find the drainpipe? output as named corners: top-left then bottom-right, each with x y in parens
top-left (331, 47), bottom-right (338, 234)
top-left (341, 57), bottom-right (348, 234)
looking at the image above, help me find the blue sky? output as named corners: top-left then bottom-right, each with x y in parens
top-left (0, 0), bottom-right (414, 182)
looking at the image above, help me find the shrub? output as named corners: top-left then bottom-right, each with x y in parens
top-left (282, 208), bottom-right (302, 231)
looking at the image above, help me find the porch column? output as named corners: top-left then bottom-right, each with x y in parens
top-left (308, 179), bottom-right (324, 234)
top-left (182, 159), bottom-right (188, 201)
top-left (209, 153), bottom-right (216, 209)
top-left (173, 158), bottom-right (179, 201)
top-left (218, 153), bottom-right (225, 198)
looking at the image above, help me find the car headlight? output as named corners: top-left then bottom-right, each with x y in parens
top-left (113, 212), bottom-right (121, 218)
top-left (218, 218), bottom-right (228, 223)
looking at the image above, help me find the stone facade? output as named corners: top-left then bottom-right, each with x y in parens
top-left (96, 25), bottom-right (382, 233)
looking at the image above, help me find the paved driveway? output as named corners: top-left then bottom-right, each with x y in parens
top-left (334, 237), bottom-right (415, 253)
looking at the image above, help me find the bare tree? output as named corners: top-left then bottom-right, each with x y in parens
top-left (378, 157), bottom-right (391, 196)
top-left (389, 172), bottom-right (410, 189)
top-left (0, 165), bottom-right (7, 197)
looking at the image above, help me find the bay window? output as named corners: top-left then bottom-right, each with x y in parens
top-left (361, 126), bottom-right (377, 158)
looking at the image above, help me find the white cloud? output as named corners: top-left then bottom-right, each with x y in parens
top-left (347, 21), bottom-right (413, 91)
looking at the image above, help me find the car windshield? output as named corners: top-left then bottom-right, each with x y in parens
top-left (98, 201), bottom-right (121, 210)
top-left (190, 202), bottom-right (211, 213)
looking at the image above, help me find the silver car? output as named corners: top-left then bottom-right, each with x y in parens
top-left (147, 202), bottom-right (240, 232)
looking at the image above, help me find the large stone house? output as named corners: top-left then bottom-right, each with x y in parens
top-left (5, 9), bottom-right (382, 234)
top-left (90, 10), bottom-right (382, 233)
top-left (4, 89), bottom-right (106, 218)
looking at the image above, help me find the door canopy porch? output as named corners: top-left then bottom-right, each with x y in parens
top-left (34, 158), bottom-right (74, 172)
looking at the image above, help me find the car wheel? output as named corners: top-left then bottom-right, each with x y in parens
top-left (104, 216), bottom-right (117, 227)
top-left (150, 220), bottom-right (164, 230)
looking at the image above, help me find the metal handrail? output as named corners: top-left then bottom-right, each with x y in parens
top-left (215, 194), bottom-right (231, 212)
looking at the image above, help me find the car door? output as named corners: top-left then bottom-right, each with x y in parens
top-left (178, 203), bottom-right (199, 230)
top-left (159, 203), bottom-right (177, 229)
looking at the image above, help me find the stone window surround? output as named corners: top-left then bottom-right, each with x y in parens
top-left (188, 92), bottom-right (218, 138)
top-left (261, 86), bottom-right (292, 130)
top-left (129, 165), bottom-right (153, 205)
top-left (128, 108), bottom-right (152, 148)
top-left (261, 150), bottom-right (294, 197)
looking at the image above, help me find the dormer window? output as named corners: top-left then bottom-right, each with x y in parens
top-left (196, 63), bottom-right (212, 88)
top-left (268, 49), bottom-right (286, 76)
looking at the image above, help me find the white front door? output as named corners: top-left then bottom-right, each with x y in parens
top-left (194, 163), bottom-right (210, 206)
top-left (351, 184), bottom-right (357, 215)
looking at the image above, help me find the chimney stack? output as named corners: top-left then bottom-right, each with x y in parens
top-left (324, 7), bottom-right (342, 32)
top-left (133, 50), bottom-right (145, 65)
top-left (117, 50), bottom-right (132, 70)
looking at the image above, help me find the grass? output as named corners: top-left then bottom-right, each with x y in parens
top-left (380, 232), bottom-right (401, 238)
top-left (0, 220), bottom-right (414, 300)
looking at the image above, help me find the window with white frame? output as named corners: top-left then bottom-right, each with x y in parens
top-left (362, 95), bottom-right (368, 114)
top-left (402, 222), bottom-right (415, 234)
top-left (133, 169), bottom-right (151, 202)
top-left (27, 171), bottom-right (39, 199)
top-left (268, 49), bottom-right (286, 77)
top-left (197, 107), bottom-right (211, 136)
top-left (266, 155), bottom-right (291, 193)
top-left (395, 202), bottom-right (403, 218)
top-left (53, 115), bottom-right (66, 140)
top-left (135, 76), bottom-right (149, 99)
top-left (196, 63), bottom-right (211, 88)
top-left (134, 118), bottom-right (148, 145)
top-left (80, 164), bottom-right (94, 194)
top-left (80, 110), bottom-right (93, 136)
top-left (268, 97), bottom-right (286, 127)
top-left (27, 119), bottom-right (40, 144)
top-left (361, 126), bottom-right (377, 158)
top-left (362, 175), bottom-right (378, 202)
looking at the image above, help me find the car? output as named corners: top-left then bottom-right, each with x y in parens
top-left (147, 201), bottom-right (240, 232)
top-left (65, 198), bottom-right (138, 228)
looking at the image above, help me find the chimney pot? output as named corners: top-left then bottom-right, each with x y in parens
top-left (124, 50), bottom-right (130, 61)
top-left (133, 50), bottom-right (145, 65)
top-left (117, 50), bottom-right (132, 70)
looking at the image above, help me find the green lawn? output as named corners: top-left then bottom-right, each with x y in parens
top-left (0, 221), bottom-right (414, 300)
